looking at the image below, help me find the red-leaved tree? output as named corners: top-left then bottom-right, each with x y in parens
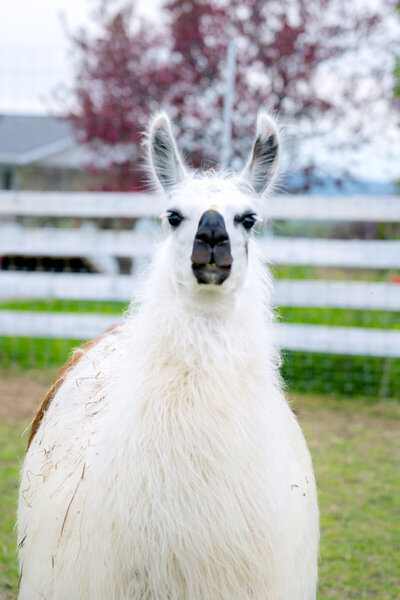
top-left (67, 0), bottom-right (396, 190)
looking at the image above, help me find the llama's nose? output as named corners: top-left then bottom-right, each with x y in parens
top-left (191, 210), bottom-right (233, 284)
top-left (195, 210), bottom-right (229, 248)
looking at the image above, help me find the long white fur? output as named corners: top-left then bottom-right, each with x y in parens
top-left (18, 112), bottom-right (319, 599)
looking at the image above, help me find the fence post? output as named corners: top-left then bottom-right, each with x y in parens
top-left (220, 39), bottom-right (236, 171)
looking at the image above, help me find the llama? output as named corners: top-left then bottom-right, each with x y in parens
top-left (18, 111), bottom-right (319, 599)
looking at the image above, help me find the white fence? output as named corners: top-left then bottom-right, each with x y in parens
top-left (1, 190), bottom-right (400, 357)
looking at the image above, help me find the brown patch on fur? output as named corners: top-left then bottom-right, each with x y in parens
top-left (27, 325), bottom-right (120, 449)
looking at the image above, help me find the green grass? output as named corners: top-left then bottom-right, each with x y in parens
top-left (0, 420), bottom-right (26, 597)
top-left (271, 264), bottom-right (399, 281)
top-left (0, 298), bottom-right (128, 314)
top-left (278, 307), bottom-right (400, 329)
top-left (282, 352), bottom-right (400, 399)
top-left (298, 394), bottom-right (400, 599)
top-left (0, 338), bottom-right (81, 371)
top-left (1, 392), bottom-right (399, 598)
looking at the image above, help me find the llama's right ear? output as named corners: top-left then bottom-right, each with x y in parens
top-left (242, 111), bottom-right (280, 196)
top-left (149, 113), bottom-right (186, 191)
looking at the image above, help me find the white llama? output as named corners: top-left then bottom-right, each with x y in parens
top-left (18, 111), bottom-right (319, 599)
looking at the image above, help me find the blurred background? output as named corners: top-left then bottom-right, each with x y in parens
top-left (0, 0), bottom-right (400, 598)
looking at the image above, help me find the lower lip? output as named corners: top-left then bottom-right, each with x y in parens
top-left (192, 264), bottom-right (231, 285)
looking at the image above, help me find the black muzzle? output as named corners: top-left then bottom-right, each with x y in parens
top-left (191, 210), bottom-right (232, 285)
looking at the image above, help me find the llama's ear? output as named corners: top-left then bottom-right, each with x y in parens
top-left (242, 111), bottom-right (280, 196)
top-left (149, 112), bottom-right (186, 191)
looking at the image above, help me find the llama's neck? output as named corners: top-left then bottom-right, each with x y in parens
top-left (126, 243), bottom-right (279, 399)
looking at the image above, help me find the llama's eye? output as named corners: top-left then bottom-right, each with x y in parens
top-left (167, 211), bottom-right (184, 228)
top-left (235, 213), bottom-right (257, 230)
top-left (242, 215), bottom-right (256, 229)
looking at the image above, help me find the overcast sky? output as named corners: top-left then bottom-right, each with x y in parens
top-left (0, 0), bottom-right (160, 113)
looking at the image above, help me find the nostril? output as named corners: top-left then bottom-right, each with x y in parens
top-left (214, 232), bottom-right (229, 245)
top-left (195, 232), bottom-right (212, 244)
top-left (195, 229), bottom-right (229, 247)
top-left (215, 237), bottom-right (229, 245)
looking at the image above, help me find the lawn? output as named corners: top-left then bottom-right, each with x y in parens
top-left (0, 384), bottom-right (399, 599)
top-left (0, 420), bottom-right (26, 599)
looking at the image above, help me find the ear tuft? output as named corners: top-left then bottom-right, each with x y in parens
top-left (242, 111), bottom-right (280, 196)
top-left (149, 112), bottom-right (186, 192)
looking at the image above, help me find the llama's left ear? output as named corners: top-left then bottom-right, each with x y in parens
top-left (149, 112), bottom-right (186, 191)
top-left (242, 111), bottom-right (280, 196)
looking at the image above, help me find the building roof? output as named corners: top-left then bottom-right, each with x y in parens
top-left (0, 114), bottom-right (74, 166)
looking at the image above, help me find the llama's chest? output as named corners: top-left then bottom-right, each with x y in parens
top-left (21, 380), bottom-right (318, 599)
top-left (89, 397), bottom-right (317, 593)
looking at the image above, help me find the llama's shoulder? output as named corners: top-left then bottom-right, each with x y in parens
top-left (27, 323), bottom-right (123, 449)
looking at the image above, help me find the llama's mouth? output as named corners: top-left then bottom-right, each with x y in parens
top-left (192, 263), bottom-right (231, 285)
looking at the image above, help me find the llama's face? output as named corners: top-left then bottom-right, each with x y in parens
top-left (160, 177), bottom-right (259, 295)
top-left (149, 111), bottom-right (279, 298)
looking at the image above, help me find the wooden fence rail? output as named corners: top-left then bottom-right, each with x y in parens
top-left (2, 272), bottom-right (400, 310)
top-left (1, 310), bottom-right (399, 357)
top-left (2, 229), bottom-right (400, 269)
top-left (1, 190), bottom-right (399, 221)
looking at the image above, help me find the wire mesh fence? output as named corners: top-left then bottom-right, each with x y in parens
top-left (1, 190), bottom-right (399, 398)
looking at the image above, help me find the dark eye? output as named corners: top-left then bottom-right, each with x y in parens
top-left (167, 211), bottom-right (184, 228)
top-left (235, 213), bottom-right (257, 230)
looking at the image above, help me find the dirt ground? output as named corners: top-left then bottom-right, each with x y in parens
top-left (0, 371), bottom-right (56, 421)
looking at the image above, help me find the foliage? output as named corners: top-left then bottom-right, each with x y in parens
top-left (67, 0), bottom-right (394, 190)
top-left (1, 394), bottom-right (400, 598)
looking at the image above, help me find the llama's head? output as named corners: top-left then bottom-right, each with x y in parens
top-left (148, 111), bottom-right (279, 300)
